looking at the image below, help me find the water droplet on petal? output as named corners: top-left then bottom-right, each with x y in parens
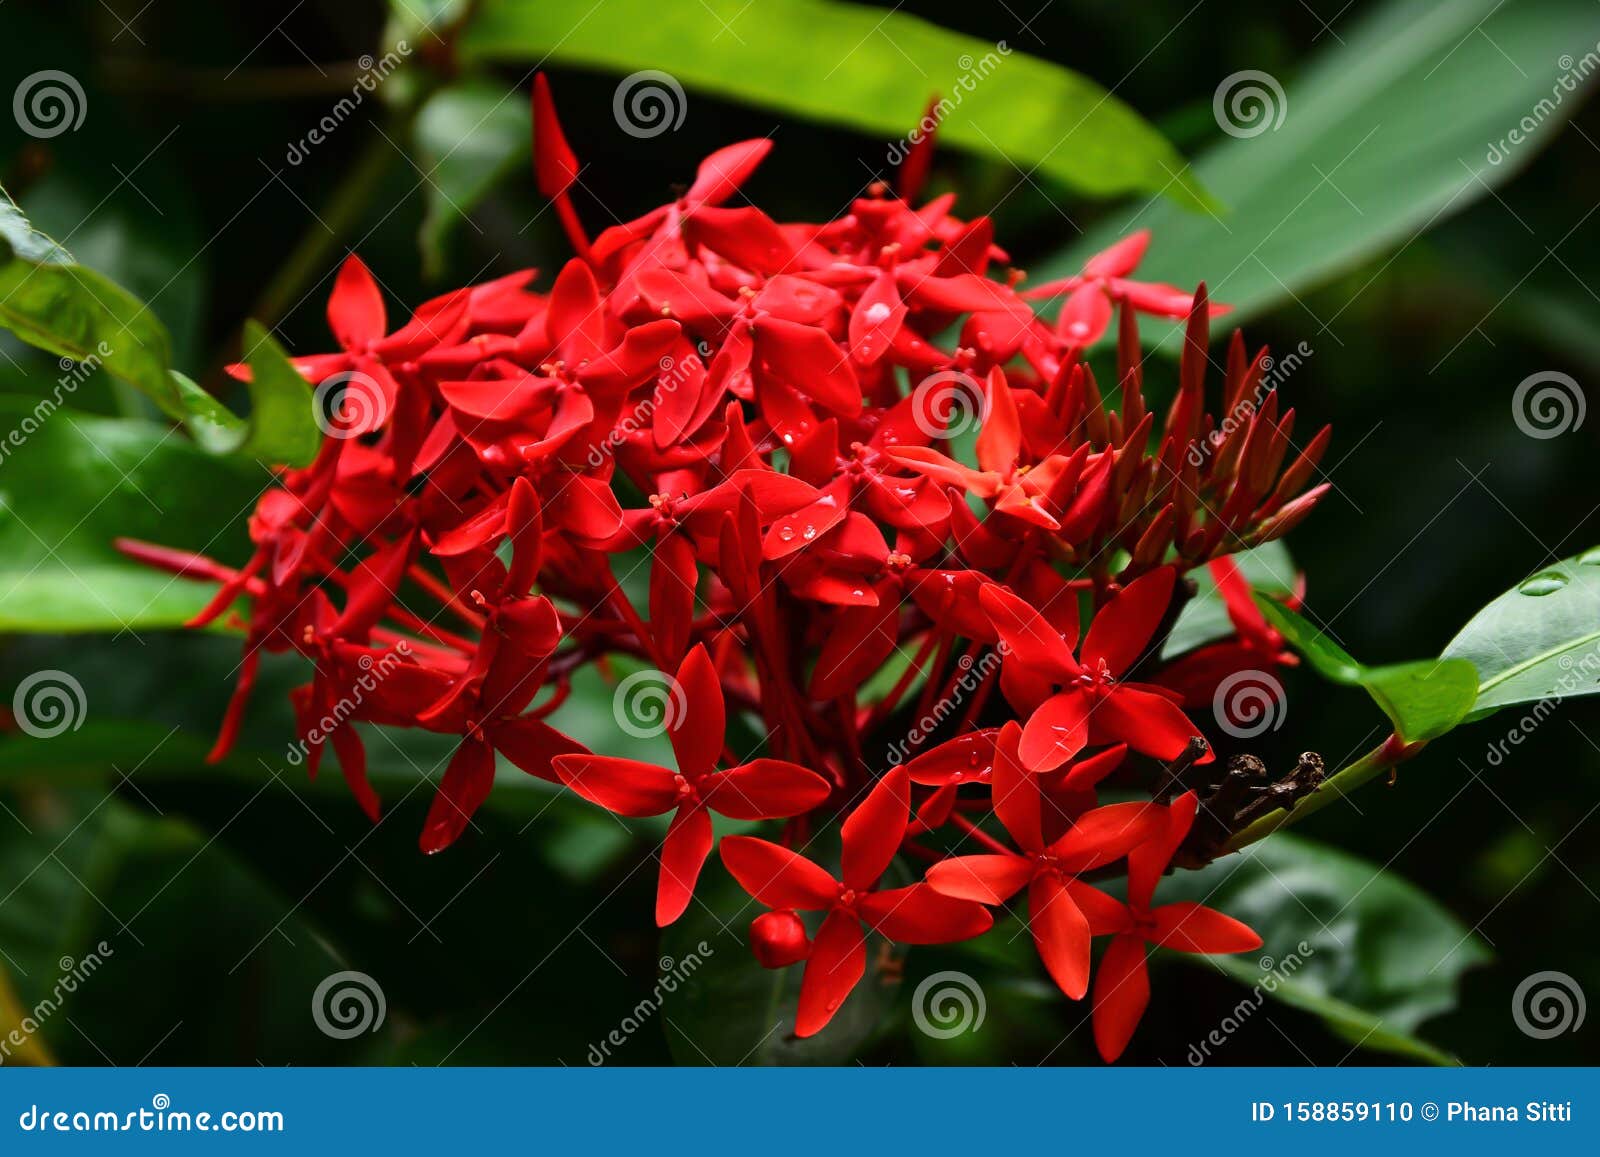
top-left (864, 302), bottom-right (892, 323)
top-left (1520, 571), bottom-right (1568, 596)
top-left (802, 524), bottom-right (817, 541)
top-left (778, 526), bottom-right (796, 542)
top-left (1578, 548), bottom-right (1600, 566)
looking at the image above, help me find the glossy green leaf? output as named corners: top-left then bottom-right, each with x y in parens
top-left (0, 191), bottom-right (180, 412)
top-left (1162, 541), bottom-right (1297, 659)
top-left (414, 80), bottom-right (531, 279)
top-left (1256, 596), bottom-right (1478, 743)
top-left (0, 401), bottom-right (261, 631)
top-left (1166, 833), bottom-right (1489, 1064)
top-left (459, 0), bottom-right (1205, 208)
top-left (1443, 545), bottom-right (1600, 716)
top-left (0, 191), bottom-right (321, 466)
top-left (177, 322), bottom-right (321, 465)
top-left (1037, 0), bottom-right (1597, 330)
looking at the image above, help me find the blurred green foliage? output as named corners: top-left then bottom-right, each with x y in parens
top-left (0, 0), bottom-right (1597, 1066)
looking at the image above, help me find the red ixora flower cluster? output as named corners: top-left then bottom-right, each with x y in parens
top-left (120, 76), bottom-right (1329, 1061)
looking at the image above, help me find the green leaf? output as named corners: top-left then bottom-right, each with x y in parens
top-left (0, 190), bottom-right (320, 465)
top-left (1165, 833), bottom-right (1489, 1064)
top-left (178, 323), bottom-right (321, 466)
top-left (1036, 0), bottom-right (1598, 330)
top-left (1443, 545), bottom-right (1600, 716)
top-left (0, 400), bottom-right (261, 631)
top-left (414, 80), bottom-right (531, 279)
top-left (0, 792), bottom-right (352, 1064)
top-left (0, 190), bottom-right (181, 412)
top-left (1256, 596), bottom-right (1478, 743)
top-left (459, 0), bottom-right (1205, 208)
top-left (1162, 542), bottom-right (1297, 659)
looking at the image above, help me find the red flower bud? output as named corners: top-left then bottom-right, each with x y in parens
top-left (749, 910), bottom-right (810, 969)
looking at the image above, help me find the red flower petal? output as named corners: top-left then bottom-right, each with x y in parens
top-left (1128, 791), bottom-right (1199, 911)
top-left (858, 884), bottom-right (993, 944)
top-left (705, 759), bottom-right (831, 820)
top-left (1150, 902), bottom-right (1263, 955)
top-left (1092, 932), bottom-right (1151, 1062)
top-left (720, 836), bottom-right (839, 910)
top-left (794, 908), bottom-right (866, 1037)
top-left (656, 805), bottom-right (715, 926)
top-left (668, 644), bottom-right (724, 777)
top-left (1090, 685), bottom-right (1202, 762)
top-left (840, 766), bottom-right (909, 890)
top-left (1082, 566), bottom-right (1174, 675)
top-left (1028, 873), bottom-right (1092, 999)
top-left (551, 754), bottom-right (678, 817)
top-left (924, 853), bottom-right (1033, 905)
top-left (327, 255), bottom-right (386, 350)
top-left (1047, 801), bottom-right (1162, 874)
top-left (1018, 689), bottom-right (1090, 772)
top-left (419, 737), bottom-right (496, 854)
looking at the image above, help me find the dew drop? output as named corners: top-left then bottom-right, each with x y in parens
top-left (778, 526), bottom-right (796, 542)
top-left (864, 302), bottom-right (892, 323)
top-left (802, 524), bottom-right (817, 541)
top-left (1519, 572), bottom-right (1568, 596)
top-left (1578, 548), bottom-right (1600, 566)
